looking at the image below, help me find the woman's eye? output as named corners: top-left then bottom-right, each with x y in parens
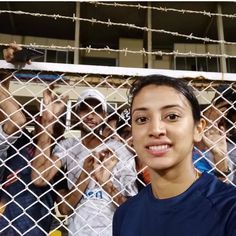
top-left (166, 114), bottom-right (180, 121)
top-left (135, 117), bottom-right (147, 124)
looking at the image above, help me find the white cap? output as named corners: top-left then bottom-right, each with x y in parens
top-left (77, 89), bottom-right (107, 112)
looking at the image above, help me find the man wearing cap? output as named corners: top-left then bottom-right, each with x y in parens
top-left (31, 88), bottom-right (138, 236)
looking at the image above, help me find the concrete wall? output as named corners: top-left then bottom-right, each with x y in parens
top-left (119, 38), bottom-right (143, 68)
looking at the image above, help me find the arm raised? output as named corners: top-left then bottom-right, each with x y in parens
top-left (31, 86), bottom-right (68, 186)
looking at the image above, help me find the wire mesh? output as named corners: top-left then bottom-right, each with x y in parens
top-left (0, 64), bottom-right (235, 235)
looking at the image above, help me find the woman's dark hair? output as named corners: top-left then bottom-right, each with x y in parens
top-left (129, 75), bottom-right (201, 122)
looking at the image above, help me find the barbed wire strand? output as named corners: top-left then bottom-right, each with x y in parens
top-left (89, 1), bottom-right (236, 19)
top-left (0, 10), bottom-right (236, 46)
top-left (1, 43), bottom-right (236, 59)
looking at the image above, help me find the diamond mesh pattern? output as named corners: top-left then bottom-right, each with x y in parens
top-left (0, 67), bottom-right (235, 235)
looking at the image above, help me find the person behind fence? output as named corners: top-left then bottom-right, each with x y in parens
top-left (227, 107), bottom-right (236, 183)
top-left (0, 71), bottom-right (26, 180)
top-left (115, 108), bottom-right (151, 192)
top-left (0, 71), bottom-right (26, 214)
top-left (102, 105), bottom-right (150, 192)
top-left (193, 113), bottom-right (229, 179)
top-left (102, 104), bottom-right (120, 140)
top-left (113, 75), bottom-right (236, 236)
top-left (0, 84), bottom-right (67, 235)
top-left (209, 85), bottom-right (236, 183)
top-left (225, 102), bottom-right (236, 184)
top-left (31, 88), bottom-right (138, 236)
top-left (194, 85), bottom-right (235, 181)
top-left (0, 43), bottom-right (69, 235)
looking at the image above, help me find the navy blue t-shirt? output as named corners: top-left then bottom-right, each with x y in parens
top-left (0, 130), bottom-right (54, 235)
top-left (113, 172), bottom-right (236, 236)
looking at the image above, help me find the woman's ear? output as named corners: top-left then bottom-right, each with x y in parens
top-left (193, 118), bottom-right (206, 143)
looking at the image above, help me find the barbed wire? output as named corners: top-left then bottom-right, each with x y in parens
top-left (1, 43), bottom-right (236, 59)
top-left (89, 2), bottom-right (236, 19)
top-left (0, 9), bottom-right (236, 46)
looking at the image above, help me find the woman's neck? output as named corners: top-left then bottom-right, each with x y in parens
top-left (150, 165), bottom-right (200, 199)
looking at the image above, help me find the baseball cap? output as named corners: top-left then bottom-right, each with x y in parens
top-left (77, 89), bottom-right (107, 112)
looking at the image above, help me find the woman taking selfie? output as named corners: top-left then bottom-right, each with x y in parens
top-left (113, 75), bottom-right (236, 236)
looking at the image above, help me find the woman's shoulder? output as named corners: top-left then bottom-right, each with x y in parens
top-left (116, 185), bottom-right (150, 212)
top-left (200, 173), bottom-right (236, 210)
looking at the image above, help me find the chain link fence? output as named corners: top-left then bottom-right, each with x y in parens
top-left (0, 62), bottom-right (235, 235)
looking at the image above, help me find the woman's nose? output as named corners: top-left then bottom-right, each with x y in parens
top-left (148, 117), bottom-right (166, 137)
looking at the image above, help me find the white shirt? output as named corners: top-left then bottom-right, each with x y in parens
top-left (53, 137), bottom-right (138, 236)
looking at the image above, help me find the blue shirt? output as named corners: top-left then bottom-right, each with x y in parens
top-left (113, 173), bottom-right (236, 236)
top-left (192, 147), bottom-right (213, 173)
top-left (0, 130), bottom-right (53, 236)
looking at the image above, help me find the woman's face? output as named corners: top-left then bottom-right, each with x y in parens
top-left (131, 85), bottom-right (204, 172)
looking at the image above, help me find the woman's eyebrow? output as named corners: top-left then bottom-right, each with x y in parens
top-left (132, 104), bottom-right (183, 115)
top-left (132, 107), bottom-right (148, 115)
top-left (161, 104), bottom-right (184, 110)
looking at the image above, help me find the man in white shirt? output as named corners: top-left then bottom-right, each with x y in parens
top-left (31, 88), bottom-right (138, 236)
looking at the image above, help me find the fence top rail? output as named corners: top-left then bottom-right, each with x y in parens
top-left (0, 60), bottom-right (236, 82)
